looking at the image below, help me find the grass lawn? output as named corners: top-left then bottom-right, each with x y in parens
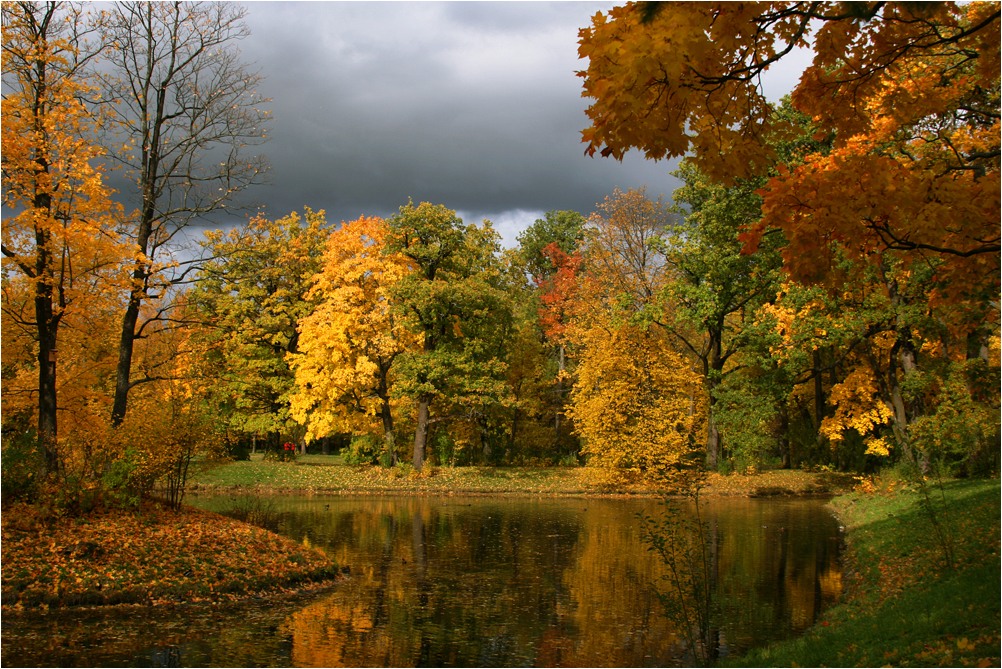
top-left (728, 478), bottom-right (1001, 667)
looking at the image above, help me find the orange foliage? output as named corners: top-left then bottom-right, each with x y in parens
top-left (579, 2), bottom-right (999, 322)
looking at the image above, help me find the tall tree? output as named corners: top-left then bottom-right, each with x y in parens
top-left (289, 215), bottom-right (418, 462)
top-left (660, 162), bottom-right (783, 468)
top-left (515, 210), bottom-right (586, 453)
top-left (384, 201), bottom-right (512, 470)
top-left (95, 1), bottom-right (270, 425)
top-left (1, 1), bottom-right (124, 472)
top-left (191, 209), bottom-right (327, 447)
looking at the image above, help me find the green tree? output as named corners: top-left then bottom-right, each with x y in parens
top-left (659, 161), bottom-right (783, 469)
top-left (191, 209), bottom-right (328, 449)
top-left (384, 201), bottom-right (513, 470)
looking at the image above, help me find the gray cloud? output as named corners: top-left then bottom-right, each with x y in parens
top-left (233, 1), bottom-right (804, 245)
top-left (232, 1), bottom-right (679, 244)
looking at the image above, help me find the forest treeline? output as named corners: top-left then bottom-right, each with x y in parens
top-left (3, 2), bottom-right (999, 513)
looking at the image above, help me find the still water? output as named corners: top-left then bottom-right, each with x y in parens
top-left (1, 495), bottom-right (842, 667)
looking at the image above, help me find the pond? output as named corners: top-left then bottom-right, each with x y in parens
top-left (1, 494), bottom-right (842, 667)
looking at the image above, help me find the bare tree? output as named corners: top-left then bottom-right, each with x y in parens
top-left (94, 1), bottom-right (270, 425)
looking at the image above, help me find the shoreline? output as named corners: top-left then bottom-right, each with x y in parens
top-left (2, 467), bottom-right (855, 616)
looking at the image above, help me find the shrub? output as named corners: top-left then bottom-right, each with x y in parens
top-left (0, 424), bottom-right (44, 504)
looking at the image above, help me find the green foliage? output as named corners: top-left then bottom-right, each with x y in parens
top-left (0, 422), bottom-right (44, 504)
top-left (909, 360), bottom-right (1001, 477)
top-left (99, 448), bottom-right (142, 510)
top-left (192, 209), bottom-right (329, 443)
top-left (384, 201), bottom-right (515, 468)
top-left (516, 210), bottom-right (586, 283)
top-left (660, 159), bottom-right (784, 468)
top-left (341, 434), bottom-right (381, 466)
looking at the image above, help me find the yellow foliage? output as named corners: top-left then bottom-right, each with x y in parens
top-left (289, 216), bottom-right (419, 442)
top-left (567, 320), bottom-right (705, 483)
top-left (820, 366), bottom-right (894, 450)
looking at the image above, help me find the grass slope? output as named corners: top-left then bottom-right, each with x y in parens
top-left (728, 478), bottom-right (1001, 668)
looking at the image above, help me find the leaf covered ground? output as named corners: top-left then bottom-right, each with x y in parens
top-left (1, 502), bottom-right (339, 612)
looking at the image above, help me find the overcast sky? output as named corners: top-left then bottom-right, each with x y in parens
top-left (232, 1), bottom-right (804, 246)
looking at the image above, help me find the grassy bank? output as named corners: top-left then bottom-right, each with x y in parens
top-left (0, 501), bottom-right (339, 612)
top-left (189, 454), bottom-right (855, 497)
top-left (729, 478), bottom-right (1001, 667)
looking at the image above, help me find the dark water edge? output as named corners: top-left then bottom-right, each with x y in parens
top-left (2, 495), bottom-right (842, 667)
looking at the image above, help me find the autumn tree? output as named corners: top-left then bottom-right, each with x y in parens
top-left (289, 215), bottom-right (418, 464)
top-left (567, 316), bottom-right (704, 483)
top-left (659, 162), bottom-right (784, 469)
top-left (579, 1), bottom-right (1000, 471)
top-left (93, 1), bottom-right (270, 426)
top-left (1, 1), bottom-right (125, 473)
top-left (542, 188), bottom-right (707, 480)
top-left (515, 211), bottom-right (586, 455)
top-left (578, 1), bottom-right (999, 307)
top-left (384, 201), bottom-right (513, 471)
top-left (191, 209), bottom-right (328, 450)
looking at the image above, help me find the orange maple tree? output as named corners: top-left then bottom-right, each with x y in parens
top-left (579, 2), bottom-right (1000, 313)
top-left (1, 2), bottom-right (126, 472)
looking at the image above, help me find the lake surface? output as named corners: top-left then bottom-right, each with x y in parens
top-left (1, 494), bottom-right (842, 667)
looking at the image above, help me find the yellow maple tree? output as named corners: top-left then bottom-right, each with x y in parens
top-left (289, 216), bottom-right (419, 460)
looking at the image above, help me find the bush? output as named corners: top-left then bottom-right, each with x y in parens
top-left (340, 434), bottom-right (379, 465)
top-left (0, 425), bottom-right (44, 504)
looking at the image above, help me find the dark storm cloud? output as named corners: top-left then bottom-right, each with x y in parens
top-left (237, 1), bottom-right (682, 244)
top-left (235, 1), bottom-right (806, 245)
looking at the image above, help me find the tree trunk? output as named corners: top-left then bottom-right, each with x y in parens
top-left (111, 297), bottom-right (141, 426)
top-left (705, 413), bottom-right (721, 470)
top-left (704, 330), bottom-right (724, 469)
top-left (377, 365), bottom-right (398, 466)
top-left (380, 394), bottom-right (398, 467)
top-left (413, 396), bottom-right (430, 471)
top-left (28, 39), bottom-right (60, 473)
top-left (779, 404), bottom-right (792, 469)
top-left (35, 277), bottom-right (59, 474)
top-left (111, 63), bottom-right (164, 426)
top-left (32, 193), bottom-right (59, 473)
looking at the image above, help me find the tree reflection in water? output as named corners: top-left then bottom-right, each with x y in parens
top-left (0, 495), bottom-right (841, 668)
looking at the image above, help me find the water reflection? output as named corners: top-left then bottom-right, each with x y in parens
top-left (1, 495), bottom-right (841, 667)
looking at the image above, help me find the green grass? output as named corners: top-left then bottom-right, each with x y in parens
top-left (189, 458), bottom-right (855, 497)
top-left (190, 457), bottom-right (607, 495)
top-left (728, 478), bottom-right (1001, 667)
